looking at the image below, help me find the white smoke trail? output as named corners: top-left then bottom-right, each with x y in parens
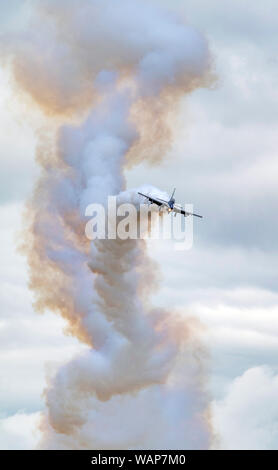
top-left (2, 0), bottom-right (214, 449)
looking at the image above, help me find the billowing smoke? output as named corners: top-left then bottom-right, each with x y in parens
top-left (2, 0), bottom-right (214, 449)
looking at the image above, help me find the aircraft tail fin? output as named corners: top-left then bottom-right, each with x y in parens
top-left (170, 188), bottom-right (176, 200)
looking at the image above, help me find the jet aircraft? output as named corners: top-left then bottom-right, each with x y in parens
top-left (138, 188), bottom-right (202, 218)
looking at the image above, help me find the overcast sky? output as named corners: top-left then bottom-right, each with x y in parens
top-left (1, 0), bottom-right (278, 449)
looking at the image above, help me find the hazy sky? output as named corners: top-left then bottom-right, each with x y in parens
top-left (1, 0), bottom-right (278, 449)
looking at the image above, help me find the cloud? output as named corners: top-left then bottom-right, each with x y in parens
top-left (212, 366), bottom-right (278, 449)
top-left (126, 0), bottom-right (278, 253)
top-left (148, 242), bottom-right (278, 295)
top-left (1, 0), bottom-right (278, 450)
top-left (0, 1), bottom-right (29, 32)
top-left (0, 412), bottom-right (41, 450)
top-left (127, 82), bottom-right (278, 251)
top-left (145, 240), bottom-right (278, 400)
top-left (0, 203), bottom-right (86, 414)
top-left (179, 0), bottom-right (278, 47)
top-left (0, 69), bottom-right (37, 204)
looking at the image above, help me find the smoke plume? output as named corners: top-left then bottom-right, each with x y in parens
top-left (2, 0), bottom-right (214, 449)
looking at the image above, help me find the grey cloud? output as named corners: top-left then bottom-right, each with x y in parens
top-left (0, 1), bottom-right (29, 32)
top-left (149, 243), bottom-right (278, 301)
top-left (0, 412), bottom-right (40, 450)
top-left (212, 366), bottom-right (278, 449)
top-left (177, 0), bottom-right (278, 47)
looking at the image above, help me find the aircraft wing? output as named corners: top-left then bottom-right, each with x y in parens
top-left (173, 205), bottom-right (203, 218)
top-left (138, 192), bottom-right (168, 207)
